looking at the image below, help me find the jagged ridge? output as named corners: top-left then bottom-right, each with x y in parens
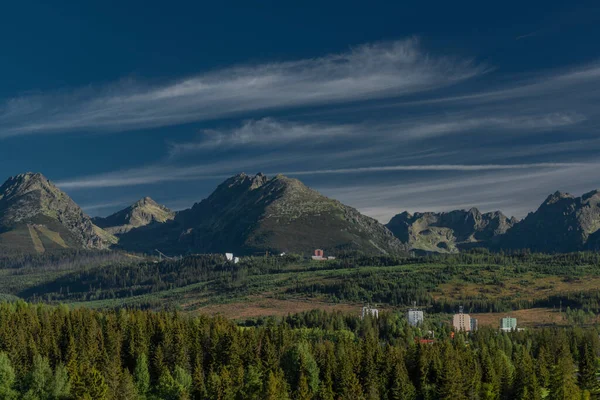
top-left (386, 208), bottom-right (516, 253)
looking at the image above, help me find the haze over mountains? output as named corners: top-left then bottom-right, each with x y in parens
top-left (1, 171), bottom-right (600, 256)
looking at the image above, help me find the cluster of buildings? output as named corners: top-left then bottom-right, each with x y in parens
top-left (362, 304), bottom-right (520, 334)
top-left (311, 249), bottom-right (336, 261)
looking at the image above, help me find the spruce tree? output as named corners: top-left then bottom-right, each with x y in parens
top-left (549, 348), bottom-right (581, 400)
top-left (578, 342), bottom-right (597, 392)
top-left (133, 353), bottom-right (151, 396)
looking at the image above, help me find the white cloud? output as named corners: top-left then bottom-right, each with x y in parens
top-left (317, 163), bottom-right (600, 222)
top-left (167, 110), bottom-right (584, 157)
top-left (0, 38), bottom-right (486, 137)
top-left (277, 162), bottom-right (589, 176)
top-left (168, 118), bottom-right (357, 155)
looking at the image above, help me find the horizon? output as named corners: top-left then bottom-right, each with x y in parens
top-left (2, 1), bottom-right (600, 222)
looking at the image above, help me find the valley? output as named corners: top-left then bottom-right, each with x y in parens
top-left (1, 250), bottom-right (599, 330)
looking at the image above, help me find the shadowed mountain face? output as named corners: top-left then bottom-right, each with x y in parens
top-left (386, 208), bottom-right (516, 253)
top-left (0, 173), bottom-right (115, 253)
top-left (92, 197), bottom-right (175, 235)
top-left (117, 173), bottom-right (408, 256)
top-left (497, 190), bottom-right (600, 253)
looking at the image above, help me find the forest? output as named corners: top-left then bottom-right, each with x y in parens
top-left (0, 302), bottom-right (595, 399)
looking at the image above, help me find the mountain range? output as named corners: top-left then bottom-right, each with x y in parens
top-left (1, 171), bottom-right (600, 256)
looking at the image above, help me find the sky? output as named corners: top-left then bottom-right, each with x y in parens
top-left (1, 0), bottom-right (600, 222)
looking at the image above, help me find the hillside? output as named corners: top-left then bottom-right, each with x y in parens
top-left (497, 190), bottom-right (600, 252)
top-left (92, 197), bottom-right (175, 235)
top-left (386, 208), bottom-right (516, 253)
top-left (0, 173), bottom-right (116, 253)
top-left (118, 173), bottom-right (407, 256)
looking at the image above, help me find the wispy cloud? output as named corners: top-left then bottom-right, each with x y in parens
top-left (56, 160), bottom-right (590, 190)
top-left (318, 163), bottom-right (600, 222)
top-left (168, 111), bottom-right (584, 156)
top-left (277, 162), bottom-right (590, 176)
top-left (168, 118), bottom-right (357, 155)
top-left (0, 38), bottom-right (487, 138)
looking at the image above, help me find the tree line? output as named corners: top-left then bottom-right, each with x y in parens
top-left (0, 302), bottom-right (596, 399)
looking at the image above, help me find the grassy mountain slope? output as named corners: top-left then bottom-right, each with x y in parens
top-left (0, 173), bottom-right (116, 253)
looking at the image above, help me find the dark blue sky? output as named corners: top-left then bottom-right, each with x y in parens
top-left (1, 0), bottom-right (600, 221)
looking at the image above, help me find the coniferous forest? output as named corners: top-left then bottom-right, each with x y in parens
top-left (0, 302), bottom-right (595, 400)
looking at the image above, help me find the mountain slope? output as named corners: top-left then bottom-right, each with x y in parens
top-left (0, 173), bottom-right (116, 253)
top-left (118, 173), bottom-right (407, 256)
top-left (92, 197), bottom-right (175, 235)
top-left (497, 190), bottom-right (600, 252)
top-left (386, 208), bottom-right (516, 253)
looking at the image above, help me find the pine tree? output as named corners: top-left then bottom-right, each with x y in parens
top-left (389, 359), bottom-right (417, 400)
top-left (133, 353), bottom-right (151, 396)
top-left (513, 349), bottom-right (541, 400)
top-left (0, 353), bottom-right (17, 400)
top-left (241, 365), bottom-right (263, 400)
top-left (537, 346), bottom-right (551, 389)
top-left (549, 348), bottom-right (581, 400)
top-left (578, 342), bottom-right (597, 392)
top-left (437, 345), bottom-right (465, 400)
top-left (116, 369), bottom-right (139, 400)
top-left (265, 369), bottom-right (290, 400)
top-left (173, 365), bottom-right (193, 399)
top-left (49, 364), bottom-right (71, 399)
top-left (192, 355), bottom-right (207, 399)
top-left (87, 367), bottom-right (109, 400)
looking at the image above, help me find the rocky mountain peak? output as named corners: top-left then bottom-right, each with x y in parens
top-left (0, 172), bottom-right (114, 251)
top-left (250, 172), bottom-right (268, 189)
top-left (120, 172), bottom-right (407, 256)
top-left (133, 196), bottom-right (159, 207)
top-left (581, 189), bottom-right (600, 202)
top-left (92, 197), bottom-right (175, 235)
top-left (543, 191), bottom-right (574, 206)
top-left (0, 172), bottom-right (55, 202)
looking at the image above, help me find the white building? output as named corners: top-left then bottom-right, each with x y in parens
top-left (225, 253), bottom-right (240, 264)
top-left (407, 309), bottom-right (424, 326)
top-left (362, 306), bottom-right (379, 319)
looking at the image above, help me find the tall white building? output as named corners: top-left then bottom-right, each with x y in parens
top-left (453, 312), bottom-right (472, 331)
top-left (407, 309), bottom-right (424, 326)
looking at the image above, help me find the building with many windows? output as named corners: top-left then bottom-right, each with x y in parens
top-left (407, 309), bottom-right (424, 326)
top-left (453, 312), bottom-right (472, 331)
top-left (500, 317), bottom-right (517, 332)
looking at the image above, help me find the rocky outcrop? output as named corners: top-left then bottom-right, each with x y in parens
top-left (386, 208), bottom-right (516, 253)
top-left (92, 197), bottom-right (175, 235)
top-left (497, 190), bottom-right (600, 252)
